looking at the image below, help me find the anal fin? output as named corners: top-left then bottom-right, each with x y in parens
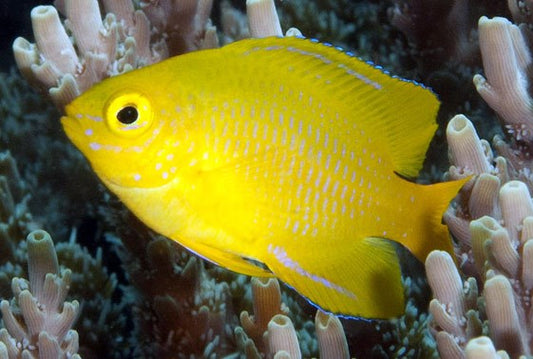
top-left (264, 237), bottom-right (405, 319)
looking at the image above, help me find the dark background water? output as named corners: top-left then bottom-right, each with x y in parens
top-left (1, 0), bottom-right (50, 71)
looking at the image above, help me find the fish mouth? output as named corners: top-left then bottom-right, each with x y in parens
top-left (61, 104), bottom-right (98, 152)
top-left (60, 105), bottom-right (82, 144)
top-left (60, 115), bottom-right (74, 135)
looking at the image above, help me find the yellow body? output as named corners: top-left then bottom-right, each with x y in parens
top-left (62, 37), bottom-right (465, 318)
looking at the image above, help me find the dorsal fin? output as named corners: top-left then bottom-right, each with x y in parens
top-left (218, 36), bottom-right (439, 178)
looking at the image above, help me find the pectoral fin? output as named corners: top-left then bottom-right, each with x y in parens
top-left (264, 237), bottom-right (405, 319)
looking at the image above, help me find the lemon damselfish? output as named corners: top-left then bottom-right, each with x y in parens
top-left (61, 36), bottom-right (466, 319)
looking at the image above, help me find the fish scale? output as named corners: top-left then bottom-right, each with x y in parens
top-left (61, 36), bottom-right (467, 318)
top-left (204, 104), bottom-right (348, 236)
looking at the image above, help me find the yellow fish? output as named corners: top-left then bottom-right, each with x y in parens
top-left (62, 37), bottom-right (465, 319)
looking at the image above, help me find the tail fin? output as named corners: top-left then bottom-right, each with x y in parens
top-left (408, 177), bottom-right (470, 262)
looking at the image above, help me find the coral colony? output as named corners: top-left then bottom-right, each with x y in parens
top-left (2, 0), bottom-right (533, 357)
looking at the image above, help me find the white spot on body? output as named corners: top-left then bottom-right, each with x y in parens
top-left (297, 164), bottom-right (304, 180)
top-left (332, 181), bottom-right (339, 196)
top-left (325, 155), bottom-right (331, 170)
top-left (321, 197), bottom-right (328, 212)
top-left (126, 146), bottom-right (143, 153)
top-left (292, 222), bottom-right (299, 233)
top-left (334, 160), bottom-right (341, 174)
top-left (304, 188), bottom-right (312, 205)
top-left (222, 122), bottom-right (228, 137)
top-left (290, 133), bottom-right (296, 147)
top-left (305, 167), bottom-right (314, 183)
top-left (233, 121), bottom-right (240, 137)
top-left (314, 171), bottom-right (323, 188)
top-left (284, 217), bottom-right (291, 230)
top-left (342, 165), bottom-right (348, 179)
top-left (316, 151), bottom-right (322, 163)
top-left (262, 124), bottom-right (269, 140)
top-left (298, 139), bottom-right (306, 155)
top-left (349, 190), bottom-right (356, 203)
top-left (322, 177), bottom-right (331, 193)
top-left (281, 129), bottom-right (288, 146)
top-left (296, 183), bottom-right (303, 198)
top-left (87, 115), bottom-right (103, 122)
top-left (341, 185), bottom-right (348, 200)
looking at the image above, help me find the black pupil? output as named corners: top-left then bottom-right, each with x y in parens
top-left (117, 106), bottom-right (138, 124)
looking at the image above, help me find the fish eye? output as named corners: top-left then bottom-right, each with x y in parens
top-left (105, 91), bottom-right (153, 138)
top-left (116, 105), bottom-right (139, 124)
